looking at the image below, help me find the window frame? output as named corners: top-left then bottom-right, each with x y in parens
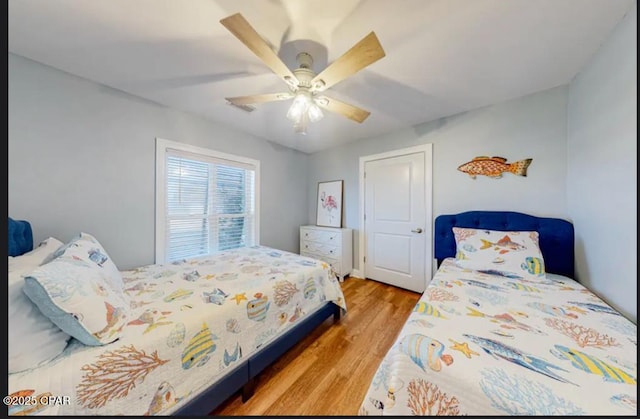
top-left (155, 137), bottom-right (260, 264)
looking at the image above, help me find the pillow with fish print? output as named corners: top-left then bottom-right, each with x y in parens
top-left (44, 232), bottom-right (125, 295)
top-left (23, 256), bottom-right (130, 346)
top-left (452, 227), bottom-right (546, 281)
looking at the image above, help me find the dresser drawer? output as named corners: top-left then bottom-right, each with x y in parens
top-left (319, 244), bottom-right (339, 258)
top-left (300, 228), bottom-right (341, 245)
top-left (300, 249), bottom-right (318, 260)
top-left (301, 241), bottom-right (339, 257)
top-left (300, 250), bottom-right (338, 266)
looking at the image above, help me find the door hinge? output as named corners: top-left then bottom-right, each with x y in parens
top-left (364, 171), bottom-right (366, 178)
top-left (364, 256), bottom-right (366, 263)
top-left (364, 213), bottom-right (366, 221)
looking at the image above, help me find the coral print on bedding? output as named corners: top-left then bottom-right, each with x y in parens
top-left (358, 258), bottom-right (637, 416)
top-left (453, 227), bottom-right (546, 281)
top-left (8, 246), bottom-right (346, 416)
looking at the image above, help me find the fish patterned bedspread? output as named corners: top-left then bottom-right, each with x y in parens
top-left (8, 246), bottom-right (346, 416)
top-left (358, 258), bottom-right (637, 416)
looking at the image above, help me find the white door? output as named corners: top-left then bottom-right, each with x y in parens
top-left (364, 150), bottom-right (429, 293)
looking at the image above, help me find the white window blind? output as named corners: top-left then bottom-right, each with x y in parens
top-left (160, 145), bottom-right (257, 263)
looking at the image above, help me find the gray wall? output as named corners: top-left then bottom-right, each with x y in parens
top-left (307, 86), bottom-right (569, 271)
top-left (8, 53), bottom-right (309, 270)
top-left (567, 4), bottom-right (637, 323)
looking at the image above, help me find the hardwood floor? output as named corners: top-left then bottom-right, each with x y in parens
top-left (210, 276), bottom-right (421, 416)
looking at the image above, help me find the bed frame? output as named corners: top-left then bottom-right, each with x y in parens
top-left (8, 217), bottom-right (342, 415)
top-left (434, 211), bottom-right (575, 279)
top-left (175, 301), bottom-right (340, 415)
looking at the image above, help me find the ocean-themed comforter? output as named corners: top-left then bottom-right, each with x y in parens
top-left (359, 258), bottom-right (637, 416)
top-left (8, 246), bottom-right (346, 416)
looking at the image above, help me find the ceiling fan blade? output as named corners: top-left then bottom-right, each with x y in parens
top-left (316, 96), bottom-right (371, 123)
top-left (220, 13), bottom-right (298, 87)
top-left (311, 32), bottom-right (385, 92)
top-left (226, 93), bottom-right (293, 106)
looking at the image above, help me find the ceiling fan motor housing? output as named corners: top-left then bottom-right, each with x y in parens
top-left (291, 52), bottom-right (317, 92)
top-left (296, 52), bottom-right (313, 68)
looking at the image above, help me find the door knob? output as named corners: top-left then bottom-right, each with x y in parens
top-left (411, 228), bottom-right (423, 233)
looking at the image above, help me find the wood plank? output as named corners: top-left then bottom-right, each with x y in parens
top-left (210, 277), bottom-right (420, 416)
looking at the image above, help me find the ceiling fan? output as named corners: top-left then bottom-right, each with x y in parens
top-left (220, 13), bottom-right (386, 134)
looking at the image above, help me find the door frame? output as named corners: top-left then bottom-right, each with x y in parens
top-left (356, 144), bottom-right (433, 281)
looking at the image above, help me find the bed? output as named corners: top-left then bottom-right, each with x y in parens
top-left (7, 217), bottom-right (346, 416)
top-left (358, 211), bottom-right (637, 416)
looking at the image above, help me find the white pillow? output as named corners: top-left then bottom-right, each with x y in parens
top-left (9, 270), bottom-right (71, 373)
top-left (453, 227), bottom-right (546, 280)
top-left (8, 237), bottom-right (64, 278)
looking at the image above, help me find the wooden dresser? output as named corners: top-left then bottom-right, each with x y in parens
top-left (299, 225), bottom-right (352, 280)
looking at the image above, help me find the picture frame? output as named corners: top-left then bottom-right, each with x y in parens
top-left (316, 180), bottom-right (343, 228)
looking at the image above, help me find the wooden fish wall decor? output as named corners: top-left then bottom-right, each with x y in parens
top-left (457, 156), bottom-right (532, 179)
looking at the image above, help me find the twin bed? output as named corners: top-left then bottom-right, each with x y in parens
top-left (7, 218), bottom-right (345, 416)
top-left (359, 211), bottom-right (637, 416)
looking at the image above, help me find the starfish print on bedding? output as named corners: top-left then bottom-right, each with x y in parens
top-left (449, 338), bottom-right (480, 358)
top-left (231, 293), bottom-right (248, 305)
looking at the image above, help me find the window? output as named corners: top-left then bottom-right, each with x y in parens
top-left (155, 138), bottom-right (260, 263)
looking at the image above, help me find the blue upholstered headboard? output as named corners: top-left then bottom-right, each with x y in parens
top-left (8, 217), bottom-right (34, 257)
top-left (434, 211), bottom-right (575, 279)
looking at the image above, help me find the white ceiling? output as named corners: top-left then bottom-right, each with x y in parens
top-left (8, 0), bottom-right (635, 154)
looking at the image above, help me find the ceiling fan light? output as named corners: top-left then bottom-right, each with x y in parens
top-left (307, 103), bottom-right (324, 122)
top-left (293, 111), bottom-right (309, 135)
top-left (286, 106), bottom-right (299, 121)
top-left (294, 122), bottom-right (308, 135)
top-left (286, 93), bottom-right (310, 121)
top-left (293, 92), bottom-right (310, 107)
top-left (286, 103), bottom-right (304, 121)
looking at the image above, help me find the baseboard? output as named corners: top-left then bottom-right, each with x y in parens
top-left (350, 269), bottom-right (364, 279)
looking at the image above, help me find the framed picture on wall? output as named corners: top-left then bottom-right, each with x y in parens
top-left (316, 180), bottom-right (343, 228)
